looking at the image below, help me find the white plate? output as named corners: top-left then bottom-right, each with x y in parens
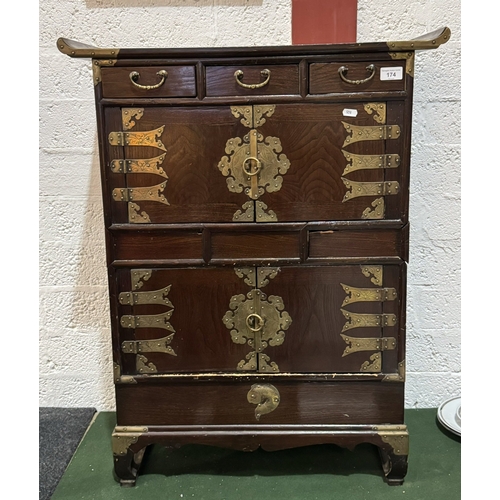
top-left (437, 396), bottom-right (461, 436)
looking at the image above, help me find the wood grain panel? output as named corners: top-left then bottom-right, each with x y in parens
top-left (112, 230), bottom-right (203, 262)
top-left (210, 231), bottom-right (300, 261)
top-left (205, 65), bottom-right (299, 96)
top-left (115, 380), bottom-right (404, 426)
top-left (308, 229), bottom-right (403, 259)
top-left (101, 66), bottom-right (196, 98)
top-left (309, 62), bottom-right (406, 94)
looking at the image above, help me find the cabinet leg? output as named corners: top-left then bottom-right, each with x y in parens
top-left (378, 447), bottom-right (408, 485)
top-left (113, 446), bottom-right (148, 486)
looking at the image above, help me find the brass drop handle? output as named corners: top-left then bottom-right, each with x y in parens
top-left (129, 70), bottom-right (168, 90)
top-left (338, 64), bottom-right (376, 85)
top-left (242, 156), bottom-right (262, 176)
top-left (234, 69), bottom-right (271, 89)
top-left (246, 313), bottom-right (264, 332)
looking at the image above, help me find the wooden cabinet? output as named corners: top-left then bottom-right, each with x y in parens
top-left (57, 27), bottom-right (450, 486)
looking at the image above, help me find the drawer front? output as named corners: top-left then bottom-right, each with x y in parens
top-left (309, 61), bottom-right (406, 94)
top-left (100, 65), bottom-right (196, 98)
top-left (114, 264), bottom-right (403, 376)
top-left (104, 102), bottom-right (405, 224)
top-left (115, 381), bottom-right (405, 426)
top-left (205, 65), bottom-right (299, 96)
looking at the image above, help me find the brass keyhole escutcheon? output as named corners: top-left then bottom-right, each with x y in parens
top-left (246, 313), bottom-right (264, 332)
top-left (242, 156), bottom-right (262, 176)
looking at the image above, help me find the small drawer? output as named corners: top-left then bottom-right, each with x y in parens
top-left (309, 61), bottom-right (406, 94)
top-left (205, 64), bottom-right (299, 96)
top-left (100, 65), bottom-right (197, 98)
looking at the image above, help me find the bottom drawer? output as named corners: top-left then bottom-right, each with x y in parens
top-left (115, 380), bottom-right (404, 426)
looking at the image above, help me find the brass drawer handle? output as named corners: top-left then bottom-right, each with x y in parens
top-left (246, 313), bottom-right (264, 332)
top-left (242, 156), bottom-right (262, 176)
top-left (234, 69), bottom-right (271, 89)
top-left (338, 64), bottom-right (375, 85)
top-left (129, 70), bottom-right (168, 90)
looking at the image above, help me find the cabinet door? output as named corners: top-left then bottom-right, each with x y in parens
top-left (115, 264), bottom-right (403, 376)
top-left (103, 102), bottom-right (405, 224)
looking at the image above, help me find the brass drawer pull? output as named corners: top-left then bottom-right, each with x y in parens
top-left (242, 156), bottom-right (262, 176)
top-left (234, 69), bottom-right (271, 89)
top-left (246, 313), bottom-right (264, 332)
top-left (129, 69), bottom-right (168, 90)
top-left (338, 64), bottom-right (375, 85)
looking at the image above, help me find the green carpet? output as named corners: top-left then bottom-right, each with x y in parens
top-left (51, 409), bottom-right (460, 499)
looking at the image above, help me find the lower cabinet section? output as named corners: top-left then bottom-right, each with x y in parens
top-left (115, 264), bottom-right (405, 376)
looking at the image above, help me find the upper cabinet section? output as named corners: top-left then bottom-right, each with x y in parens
top-left (57, 28), bottom-right (450, 226)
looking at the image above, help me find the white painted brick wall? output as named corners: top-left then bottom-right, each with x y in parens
top-left (40, 0), bottom-right (460, 410)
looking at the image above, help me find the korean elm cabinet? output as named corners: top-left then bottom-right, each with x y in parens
top-left (57, 27), bottom-right (450, 486)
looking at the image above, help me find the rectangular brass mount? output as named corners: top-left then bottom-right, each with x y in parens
top-left (340, 334), bottom-right (397, 356)
top-left (342, 122), bottom-right (401, 147)
top-left (122, 333), bottom-right (176, 355)
top-left (341, 309), bottom-right (397, 332)
top-left (120, 311), bottom-right (175, 332)
top-left (112, 182), bottom-right (169, 205)
top-left (119, 286), bottom-right (173, 307)
top-left (342, 179), bottom-right (400, 202)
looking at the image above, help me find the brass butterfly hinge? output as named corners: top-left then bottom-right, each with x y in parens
top-left (119, 285), bottom-right (173, 307)
top-left (342, 122), bottom-right (401, 147)
top-left (120, 311), bottom-right (175, 331)
top-left (342, 179), bottom-right (400, 202)
top-left (342, 151), bottom-right (400, 175)
top-left (247, 383), bottom-right (280, 421)
top-left (341, 284), bottom-right (397, 306)
top-left (112, 182), bottom-right (169, 205)
top-left (110, 154), bottom-right (168, 178)
top-left (122, 333), bottom-right (176, 356)
top-left (341, 310), bottom-right (397, 331)
top-left (109, 126), bottom-right (167, 151)
top-left (340, 334), bottom-right (397, 356)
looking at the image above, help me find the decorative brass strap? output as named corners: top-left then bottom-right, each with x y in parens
top-left (122, 333), bottom-right (176, 356)
top-left (342, 151), bottom-right (400, 175)
top-left (120, 311), bottom-right (175, 332)
top-left (234, 267), bottom-right (280, 288)
top-left (122, 108), bottom-right (144, 130)
top-left (341, 284), bottom-right (397, 306)
top-left (342, 178), bottom-right (400, 202)
top-left (361, 266), bottom-right (383, 286)
top-left (342, 122), bottom-right (400, 147)
top-left (247, 383), bottom-right (280, 421)
top-left (362, 198), bottom-right (385, 219)
top-left (361, 353), bottom-right (382, 372)
top-left (119, 285), bottom-right (173, 307)
top-left (109, 126), bottom-right (166, 152)
top-left (111, 426), bottom-right (148, 456)
top-left (131, 270), bottom-right (152, 290)
top-left (340, 334), bottom-right (397, 356)
top-left (136, 355), bottom-right (157, 373)
top-left (255, 201), bottom-right (278, 221)
top-left (112, 182), bottom-right (169, 205)
top-left (128, 203), bottom-right (151, 223)
top-left (233, 201), bottom-right (254, 221)
top-left (341, 309), bottom-right (397, 332)
top-left (110, 154), bottom-right (167, 178)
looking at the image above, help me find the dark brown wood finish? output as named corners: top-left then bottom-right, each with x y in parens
top-left (58, 28), bottom-right (451, 486)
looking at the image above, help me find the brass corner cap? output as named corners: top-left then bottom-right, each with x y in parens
top-left (56, 37), bottom-right (120, 58)
top-left (387, 26), bottom-right (451, 51)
